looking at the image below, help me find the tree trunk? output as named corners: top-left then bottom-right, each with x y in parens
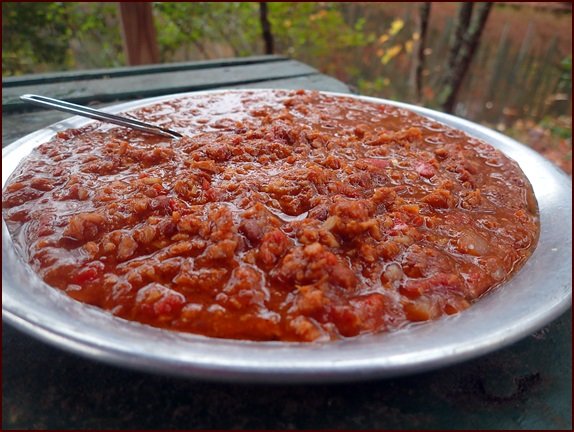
top-left (411, 2), bottom-right (431, 102)
top-left (446, 3), bottom-right (473, 78)
top-left (118, 2), bottom-right (160, 66)
top-left (440, 2), bottom-right (492, 113)
top-left (259, 2), bottom-right (274, 55)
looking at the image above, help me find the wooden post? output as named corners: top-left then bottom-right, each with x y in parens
top-left (119, 2), bottom-right (160, 65)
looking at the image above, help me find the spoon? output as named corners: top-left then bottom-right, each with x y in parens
top-left (20, 94), bottom-right (183, 139)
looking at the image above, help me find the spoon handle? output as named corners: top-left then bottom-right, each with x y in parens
top-left (20, 94), bottom-right (182, 139)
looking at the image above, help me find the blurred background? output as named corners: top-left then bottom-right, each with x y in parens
top-left (2, 2), bottom-right (571, 173)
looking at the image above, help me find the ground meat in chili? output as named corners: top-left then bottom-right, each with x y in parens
top-left (2, 90), bottom-right (539, 341)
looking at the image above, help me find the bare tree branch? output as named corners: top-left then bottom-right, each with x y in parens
top-left (259, 2), bottom-right (274, 55)
top-left (412, 2), bottom-right (431, 102)
top-left (446, 3), bottom-right (473, 75)
top-left (440, 2), bottom-right (493, 113)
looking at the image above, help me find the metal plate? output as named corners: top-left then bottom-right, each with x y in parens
top-left (2, 90), bottom-right (572, 383)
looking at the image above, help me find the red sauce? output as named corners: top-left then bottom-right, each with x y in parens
top-left (2, 90), bottom-right (539, 341)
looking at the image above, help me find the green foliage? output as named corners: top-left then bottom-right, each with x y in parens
top-left (2, 2), bottom-right (72, 75)
top-left (2, 2), bottom-right (385, 79)
top-left (65, 3), bottom-right (124, 69)
top-left (2, 2), bottom-right (571, 136)
top-left (152, 2), bottom-right (379, 82)
top-left (266, 2), bottom-right (374, 75)
top-left (556, 55), bottom-right (572, 94)
top-left (540, 116), bottom-right (572, 140)
top-left (560, 55), bottom-right (572, 72)
top-left (154, 2), bottom-right (261, 60)
top-left (357, 77), bottom-right (391, 94)
top-left (2, 2), bottom-right (124, 75)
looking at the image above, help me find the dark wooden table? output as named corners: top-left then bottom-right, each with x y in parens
top-left (2, 56), bottom-right (572, 430)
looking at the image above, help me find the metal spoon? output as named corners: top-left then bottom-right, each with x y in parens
top-left (20, 94), bottom-right (183, 139)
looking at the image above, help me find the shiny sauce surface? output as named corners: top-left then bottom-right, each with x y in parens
top-left (2, 90), bottom-right (539, 341)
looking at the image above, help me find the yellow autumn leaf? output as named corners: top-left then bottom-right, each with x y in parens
top-left (389, 18), bottom-right (404, 36)
top-left (381, 44), bottom-right (402, 64)
top-left (405, 40), bottom-right (414, 54)
top-left (412, 32), bottom-right (420, 41)
top-left (378, 34), bottom-right (390, 45)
